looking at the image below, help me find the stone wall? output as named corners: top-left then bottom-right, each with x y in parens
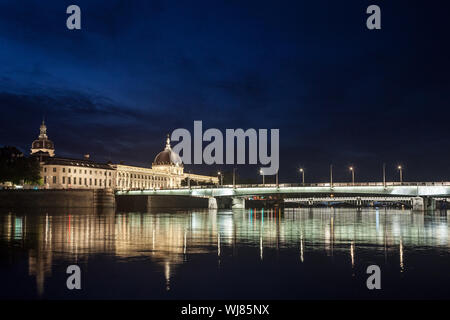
top-left (0, 189), bottom-right (115, 208)
top-left (116, 194), bottom-right (209, 211)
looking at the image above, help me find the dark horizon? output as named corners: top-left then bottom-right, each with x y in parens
top-left (1, 1), bottom-right (450, 183)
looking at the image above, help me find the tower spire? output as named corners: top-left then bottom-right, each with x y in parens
top-left (39, 119), bottom-right (48, 139)
top-left (165, 133), bottom-right (171, 150)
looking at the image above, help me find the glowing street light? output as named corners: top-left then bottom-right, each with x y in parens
top-left (260, 169), bottom-right (265, 185)
top-left (299, 168), bottom-right (305, 185)
top-left (397, 165), bottom-right (403, 183)
top-left (218, 171), bottom-right (223, 185)
top-left (349, 166), bottom-right (355, 185)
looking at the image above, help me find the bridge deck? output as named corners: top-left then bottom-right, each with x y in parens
top-left (116, 182), bottom-right (450, 198)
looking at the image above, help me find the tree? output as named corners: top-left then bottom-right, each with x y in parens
top-left (0, 147), bottom-right (41, 185)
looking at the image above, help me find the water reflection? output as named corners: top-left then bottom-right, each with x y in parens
top-left (0, 207), bottom-right (449, 298)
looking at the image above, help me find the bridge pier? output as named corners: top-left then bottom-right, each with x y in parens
top-left (209, 197), bottom-right (237, 209)
top-left (412, 197), bottom-right (436, 211)
top-left (231, 197), bottom-right (245, 209)
top-left (356, 197), bottom-right (362, 207)
top-left (208, 197), bottom-right (218, 209)
top-left (425, 197), bottom-right (436, 211)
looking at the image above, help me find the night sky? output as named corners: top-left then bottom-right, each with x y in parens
top-left (1, 0), bottom-right (449, 183)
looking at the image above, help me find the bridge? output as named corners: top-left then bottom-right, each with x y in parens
top-left (116, 181), bottom-right (450, 211)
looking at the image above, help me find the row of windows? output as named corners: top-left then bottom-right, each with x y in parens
top-left (117, 179), bottom-right (168, 189)
top-left (118, 171), bottom-right (180, 177)
top-left (44, 167), bottom-right (112, 176)
top-left (118, 172), bottom-right (168, 181)
top-left (44, 176), bottom-right (112, 187)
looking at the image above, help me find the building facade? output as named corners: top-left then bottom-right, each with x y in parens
top-left (30, 122), bottom-right (218, 190)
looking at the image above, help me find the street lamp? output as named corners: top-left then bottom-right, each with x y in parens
top-left (218, 171), bottom-right (223, 185)
top-left (330, 164), bottom-right (333, 188)
top-left (187, 170), bottom-right (191, 189)
top-left (397, 165), bottom-right (403, 183)
top-left (299, 168), bottom-right (305, 185)
top-left (260, 169), bottom-right (265, 185)
top-left (349, 166), bottom-right (355, 185)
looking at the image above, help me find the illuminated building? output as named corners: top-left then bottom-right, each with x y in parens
top-left (29, 122), bottom-right (218, 190)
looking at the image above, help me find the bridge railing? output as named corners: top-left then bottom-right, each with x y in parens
top-left (123, 181), bottom-right (450, 192)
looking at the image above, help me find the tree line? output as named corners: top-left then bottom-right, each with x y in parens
top-left (0, 147), bottom-right (41, 185)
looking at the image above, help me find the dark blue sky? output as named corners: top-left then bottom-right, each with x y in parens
top-left (1, 0), bottom-right (449, 182)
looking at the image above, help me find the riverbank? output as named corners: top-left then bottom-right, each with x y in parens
top-left (0, 189), bottom-right (115, 208)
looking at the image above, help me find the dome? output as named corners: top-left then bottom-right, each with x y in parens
top-left (32, 139), bottom-right (54, 150)
top-left (30, 120), bottom-right (55, 157)
top-left (153, 135), bottom-right (182, 166)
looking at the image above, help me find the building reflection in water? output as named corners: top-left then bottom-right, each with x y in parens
top-left (0, 207), bottom-right (449, 296)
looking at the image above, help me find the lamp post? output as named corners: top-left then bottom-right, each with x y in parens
top-left (188, 171), bottom-right (191, 189)
top-left (398, 165), bottom-right (403, 183)
top-left (349, 166), bottom-right (355, 185)
top-left (382, 163), bottom-right (386, 188)
top-left (233, 168), bottom-right (236, 188)
top-left (218, 171), bottom-right (223, 185)
top-left (260, 169), bottom-right (265, 185)
top-left (299, 168), bottom-right (305, 185)
top-left (330, 164), bottom-right (333, 188)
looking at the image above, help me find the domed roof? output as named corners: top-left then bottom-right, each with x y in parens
top-left (153, 135), bottom-right (182, 166)
top-left (31, 120), bottom-right (55, 154)
top-left (32, 139), bottom-right (54, 150)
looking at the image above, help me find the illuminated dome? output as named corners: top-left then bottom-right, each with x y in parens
top-left (153, 135), bottom-right (182, 166)
top-left (31, 120), bottom-right (55, 157)
top-left (32, 139), bottom-right (54, 150)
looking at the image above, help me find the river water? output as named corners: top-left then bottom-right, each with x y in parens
top-left (0, 207), bottom-right (449, 299)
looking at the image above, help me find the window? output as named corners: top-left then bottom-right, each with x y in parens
top-left (90, 170), bottom-right (92, 175)
top-left (89, 178), bottom-right (92, 186)
top-left (85, 170), bottom-right (87, 174)
top-left (63, 177), bottom-right (65, 184)
top-left (74, 169), bottom-right (77, 174)
top-left (44, 168), bottom-right (47, 173)
top-left (53, 176), bottom-right (56, 183)
top-left (44, 176), bottom-right (47, 183)
top-left (68, 168), bottom-right (71, 173)
top-left (84, 178), bottom-right (87, 185)
top-left (79, 178), bottom-right (82, 185)
top-left (95, 179), bottom-right (97, 186)
top-left (73, 178), bottom-right (76, 185)
top-left (68, 177), bottom-right (71, 184)
top-left (63, 168), bottom-right (65, 173)
top-left (53, 167), bottom-right (56, 172)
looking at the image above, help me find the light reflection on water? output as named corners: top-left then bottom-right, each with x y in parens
top-left (0, 208), bottom-right (449, 299)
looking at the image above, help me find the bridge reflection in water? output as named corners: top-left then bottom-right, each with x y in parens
top-left (0, 208), bottom-right (449, 298)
